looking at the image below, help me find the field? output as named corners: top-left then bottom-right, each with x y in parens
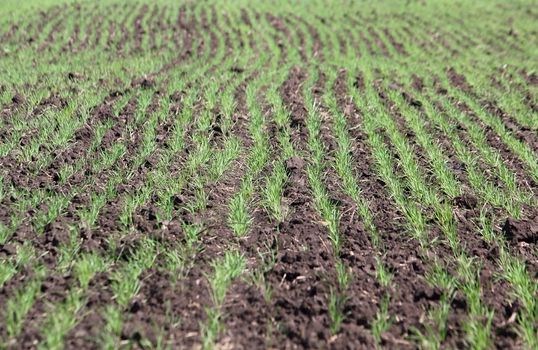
top-left (0, 0), bottom-right (537, 349)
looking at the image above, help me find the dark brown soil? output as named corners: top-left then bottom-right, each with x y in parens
top-left (502, 217), bottom-right (538, 244)
top-left (1, 3), bottom-right (537, 350)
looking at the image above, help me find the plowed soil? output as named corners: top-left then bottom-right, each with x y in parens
top-left (0, 1), bottom-right (537, 349)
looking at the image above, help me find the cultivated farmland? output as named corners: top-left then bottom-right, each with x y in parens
top-left (0, 0), bottom-right (537, 349)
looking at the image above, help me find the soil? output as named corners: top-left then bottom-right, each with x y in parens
top-left (0, 3), bottom-right (536, 350)
top-left (502, 217), bottom-right (538, 244)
